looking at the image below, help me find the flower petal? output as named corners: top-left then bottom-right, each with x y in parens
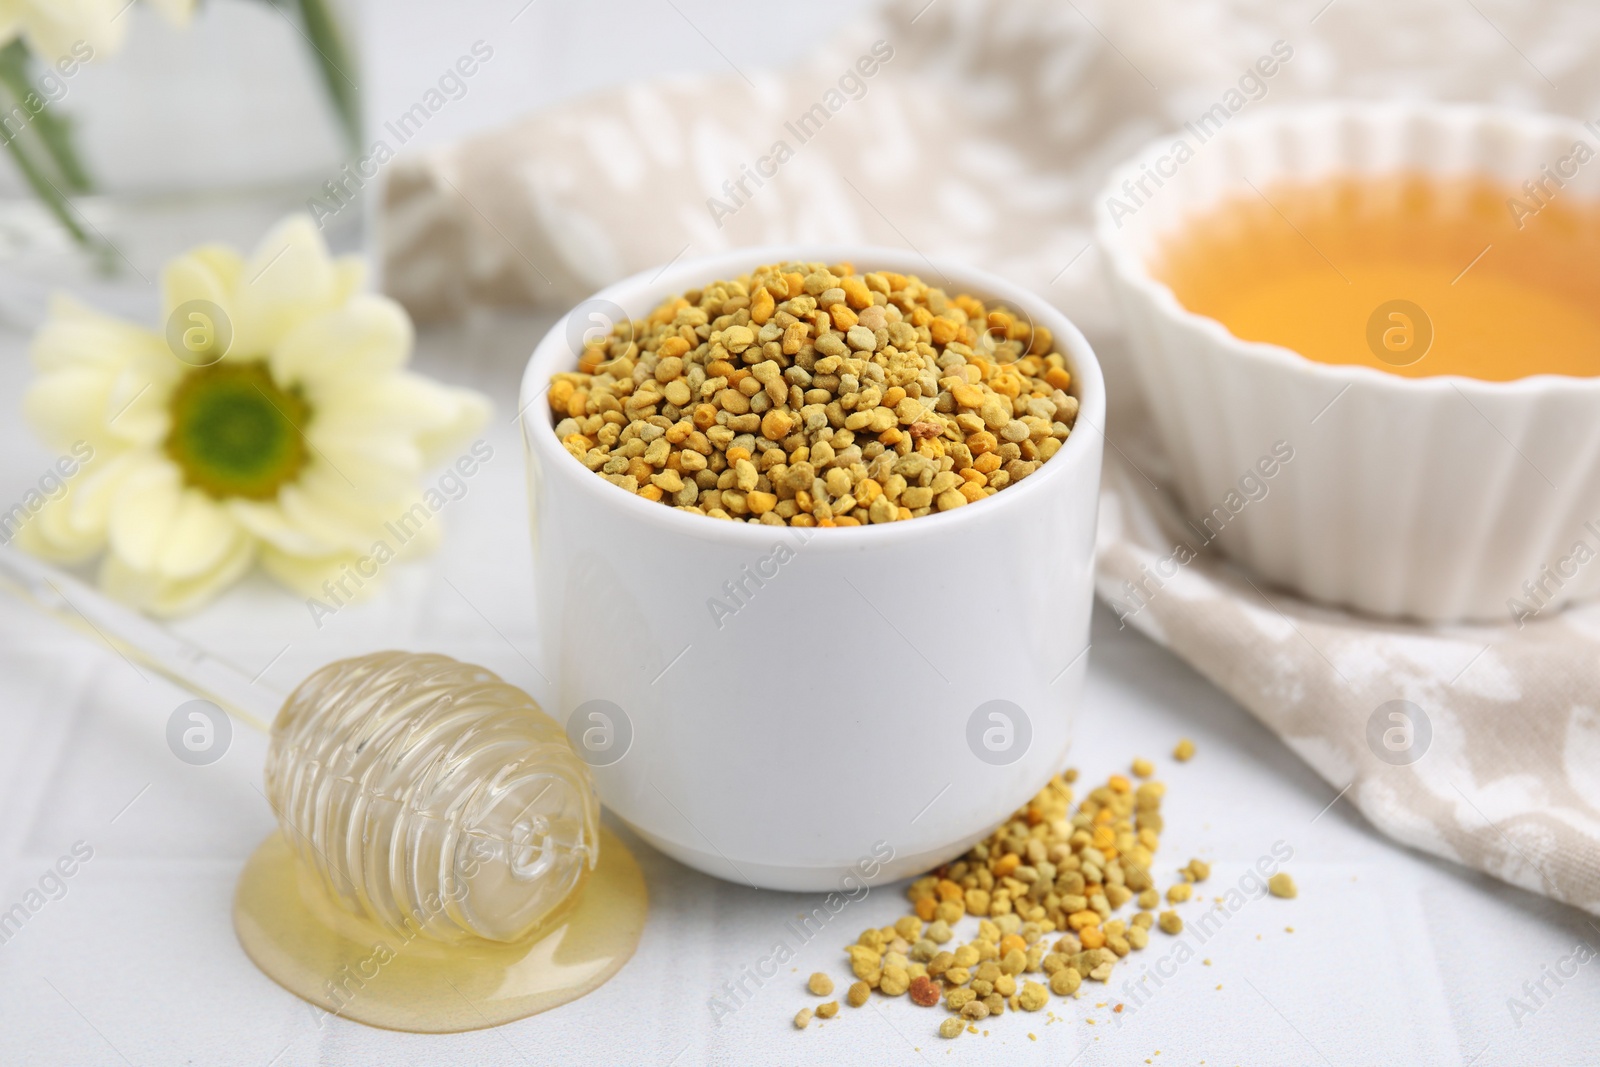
top-left (28, 364), bottom-right (173, 450)
top-left (316, 372), bottom-right (491, 465)
top-left (26, 295), bottom-right (179, 450)
top-left (99, 534), bottom-right (255, 618)
top-left (106, 459), bottom-right (246, 573)
top-left (332, 255), bottom-right (367, 305)
top-left (306, 429), bottom-right (425, 501)
top-left (105, 459), bottom-right (182, 571)
top-left (9, 447), bottom-right (143, 561)
top-left (259, 534), bottom-right (434, 609)
top-left (8, 486), bottom-right (98, 561)
top-left (271, 295), bottom-right (413, 389)
top-left (272, 470), bottom-right (399, 548)
top-left (298, 370), bottom-right (490, 504)
top-left (258, 547), bottom-right (367, 601)
top-left (417, 383), bottom-right (491, 462)
top-left (106, 455), bottom-right (249, 583)
top-left (261, 493), bottom-right (442, 587)
top-left (155, 490), bottom-right (250, 581)
top-left (25, 366), bottom-right (117, 448)
top-left (233, 216), bottom-right (344, 355)
top-left (31, 293), bottom-right (165, 374)
top-left (163, 243), bottom-right (243, 312)
top-left (100, 367), bottom-right (174, 447)
top-left (162, 244), bottom-right (245, 365)
top-left (15, 0), bottom-right (129, 62)
top-left (226, 496), bottom-right (345, 558)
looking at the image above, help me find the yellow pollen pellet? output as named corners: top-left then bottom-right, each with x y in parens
top-left (548, 261), bottom-right (1075, 527)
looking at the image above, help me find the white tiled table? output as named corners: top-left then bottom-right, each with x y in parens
top-left (0, 306), bottom-right (1595, 1066)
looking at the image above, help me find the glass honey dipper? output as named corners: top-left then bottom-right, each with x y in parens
top-left (0, 545), bottom-right (647, 1033)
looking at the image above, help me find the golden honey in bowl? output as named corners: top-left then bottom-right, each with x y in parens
top-left (1153, 172), bottom-right (1600, 380)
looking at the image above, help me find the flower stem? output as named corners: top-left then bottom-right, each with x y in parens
top-left (292, 0), bottom-right (362, 154)
top-left (0, 44), bottom-right (92, 248)
top-left (0, 124), bottom-right (91, 246)
top-left (0, 41), bottom-right (93, 193)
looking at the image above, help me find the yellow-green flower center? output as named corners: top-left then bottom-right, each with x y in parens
top-left (163, 362), bottom-right (311, 500)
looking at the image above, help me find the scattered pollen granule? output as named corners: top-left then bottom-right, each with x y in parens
top-left (789, 755), bottom-right (1292, 1040)
top-left (813, 766), bottom-right (1172, 1038)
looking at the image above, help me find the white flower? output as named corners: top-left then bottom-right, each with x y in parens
top-left (0, 0), bottom-right (130, 60)
top-left (19, 215), bottom-right (489, 616)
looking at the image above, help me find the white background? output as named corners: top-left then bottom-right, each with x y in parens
top-left (0, 1), bottom-right (1598, 1064)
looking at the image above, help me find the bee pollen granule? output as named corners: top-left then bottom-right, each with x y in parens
top-left (790, 759), bottom-right (1290, 1040)
top-left (549, 262), bottom-right (1079, 526)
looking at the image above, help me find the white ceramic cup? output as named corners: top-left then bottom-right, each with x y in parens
top-left (519, 246), bottom-right (1104, 891)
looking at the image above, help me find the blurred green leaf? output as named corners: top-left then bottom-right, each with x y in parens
top-left (0, 41), bottom-right (93, 193)
top-left (276, 0), bottom-right (362, 154)
top-left (0, 40), bottom-right (97, 251)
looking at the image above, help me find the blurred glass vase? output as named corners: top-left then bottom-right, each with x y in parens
top-left (0, 0), bottom-right (358, 295)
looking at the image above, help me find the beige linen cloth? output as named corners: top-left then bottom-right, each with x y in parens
top-left (378, 0), bottom-right (1600, 915)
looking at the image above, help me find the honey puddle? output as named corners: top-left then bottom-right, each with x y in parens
top-left (1153, 172), bottom-right (1600, 380)
top-left (234, 825), bottom-right (647, 1033)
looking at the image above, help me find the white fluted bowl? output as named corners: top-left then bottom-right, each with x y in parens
top-left (1097, 101), bottom-right (1600, 623)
